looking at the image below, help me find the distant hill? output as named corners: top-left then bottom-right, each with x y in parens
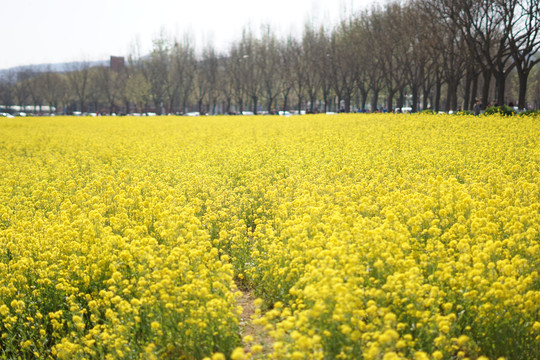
top-left (0, 60), bottom-right (109, 79)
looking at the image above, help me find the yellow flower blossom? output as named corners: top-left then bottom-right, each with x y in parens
top-left (0, 114), bottom-right (538, 359)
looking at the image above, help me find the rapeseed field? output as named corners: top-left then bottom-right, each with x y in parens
top-left (0, 114), bottom-right (538, 360)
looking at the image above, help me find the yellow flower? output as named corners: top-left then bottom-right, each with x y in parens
top-left (1, 114), bottom-right (539, 359)
top-left (414, 351), bottom-right (430, 360)
top-left (456, 335), bottom-right (469, 346)
top-left (382, 352), bottom-right (401, 360)
top-left (251, 344), bottom-right (263, 353)
top-left (211, 353), bottom-right (226, 360)
top-left (432, 351), bottom-right (444, 360)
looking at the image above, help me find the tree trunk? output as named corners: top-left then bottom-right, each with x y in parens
top-left (198, 99), bottom-right (203, 114)
top-left (463, 69), bottom-right (472, 111)
top-left (444, 83), bottom-right (452, 112)
top-left (446, 79), bottom-right (459, 111)
top-left (309, 94), bottom-right (316, 113)
top-left (481, 69), bottom-right (491, 108)
top-left (452, 80), bottom-right (459, 111)
top-left (469, 73), bottom-right (478, 111)
top-left (226, 98), bottom-right (231, 114)
top-left (422, 82), bottom-right (431, 110)
top-left (495, 69), bottom-right (506, 106)
top-left (434, 76), bottom-right (442, 112)
top-left (252, 96), bottom-right (258, 114)
top-left (344, 92), bottom-right (351, 113)
top-left (387, 89), bottom-right (396, 113)
top-left (267, 96), bottom-right (273, 114)
top-left (411, 85), bottom-right (419, 113)
top-left (517, 69), bottom-right (529, 110)
top-left (238, 97), bottom-right (244, 113)
top-left (398, 87), bottom-right (405, 109)
top-left (371, 89), bottom-right (379, 112)
top-left (360, 88), bottom-right (368, 111)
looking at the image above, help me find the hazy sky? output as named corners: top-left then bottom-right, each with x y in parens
top-left (0, 0), bottom-right (380, 69)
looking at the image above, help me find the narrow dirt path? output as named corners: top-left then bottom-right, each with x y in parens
top-left (236, 288), bottom-right (273, 355)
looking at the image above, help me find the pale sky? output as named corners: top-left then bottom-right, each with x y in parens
top-left (0, 0), bottom-right (380, 70)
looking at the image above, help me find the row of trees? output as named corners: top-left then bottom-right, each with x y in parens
top-left (1, 0), bottom-right (539, 115)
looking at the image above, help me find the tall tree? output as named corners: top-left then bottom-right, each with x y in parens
top-left (257, 26), bottom-right (282, 113)
top-left (502, 0), bottom-right (540, 108)
top-left (362, 4), bottom-right (406, 111)
top-left (41, 69), bottom-right (67, 114)
top-left (170, 38), bottom-right (196, 114)
top-left (277, 37), bottom-right (297, 112)
top-left (26, 70), bottom-right (44, 114)
top-left (237, 30), bottom-right (262, 114)
top-left (301, 23), bottom-right (323, 113)
top-left (66, 61), bottom-right (91, 112)
top-left (437, 0), bottom-right (515, 106)
top-left (419, 0), bottom-right (468, 111)
top-left (0, 72), bottom-right (16, 112)
top-left (13, 69), bottom-right (32, 113)
top-left (144, 36), bottom-right (172, 114)
top-left (329, 20), bottom-right (358, 112)
top-left (314, 27), bottom-right (333, 112)
top-left (193, 45), bottom-right (219, 114)
top-left (126, 71), bottom-right (151, 113)
top-left (287, 35), bottom-right (308, 112)
top-left (227, 42), bottom-right (249, 113)
top-left (361, 8), bottom-right (386, 111)
top-left (93, 65), bottom-right (123, 114)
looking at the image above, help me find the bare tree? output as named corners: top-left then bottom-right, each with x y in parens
top-left (380, 3), bottom-right (409, 111)
top-left (348, 15), bottom-right (371, 112)
top-left (204, 47), bottom-right (220, 115)
top-left (126, 70), bottom-right (151, 114)
top-left (41, 69), bottom-right (67, 114)
top-left (418, 0), bottom-right (469, 111)
top-left (402, 3), bottom-right (432, 112)
top-left (436, 0), bottom-right (515, 106)
top-left (144, 36), bottom-right (172, 114)
top-left (92, 65), bottom-right (124, 114)
top-left (13, 70), bottom-right (33, 113)
top-left (86, 67), bottom-right (103, 113)
top-left (0, 72), bottom-right (16, 113)
top-left (315, 27), bottom-right (334, 112)
top-left (26, 70), bottom-right (44, 114)
top-left (193, 45), bottom-right (219, 114)
top-left (277, 37), bottom-right (297, 112)
top-left (227, 42), bottom-right (249, 113)
top-left (301, 23), bottom-right (323, 113)
top-left (329, 20), bottom-right (358, 112)
top-left (360, 9), bottom-right (386, 111)
top-left (238, 30), bottom-right (262, 114)
top-left (502, 0), bottom-right (540, 108)
top-left (218, 56), bottom-right (236, 114)
top-left (66, 61), bottom-right (91, 112)
top-left (532, 66), bottom-right (540, 109)
top-left (170, 39), bottom-right (196, 114)
top-left (287, 35), bottom-right (308, 112)
top-left (258, 25), bottom-right (281, 113)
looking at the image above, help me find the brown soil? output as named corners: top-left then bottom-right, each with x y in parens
top-left (236, 288), bottom-right (273, 355)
